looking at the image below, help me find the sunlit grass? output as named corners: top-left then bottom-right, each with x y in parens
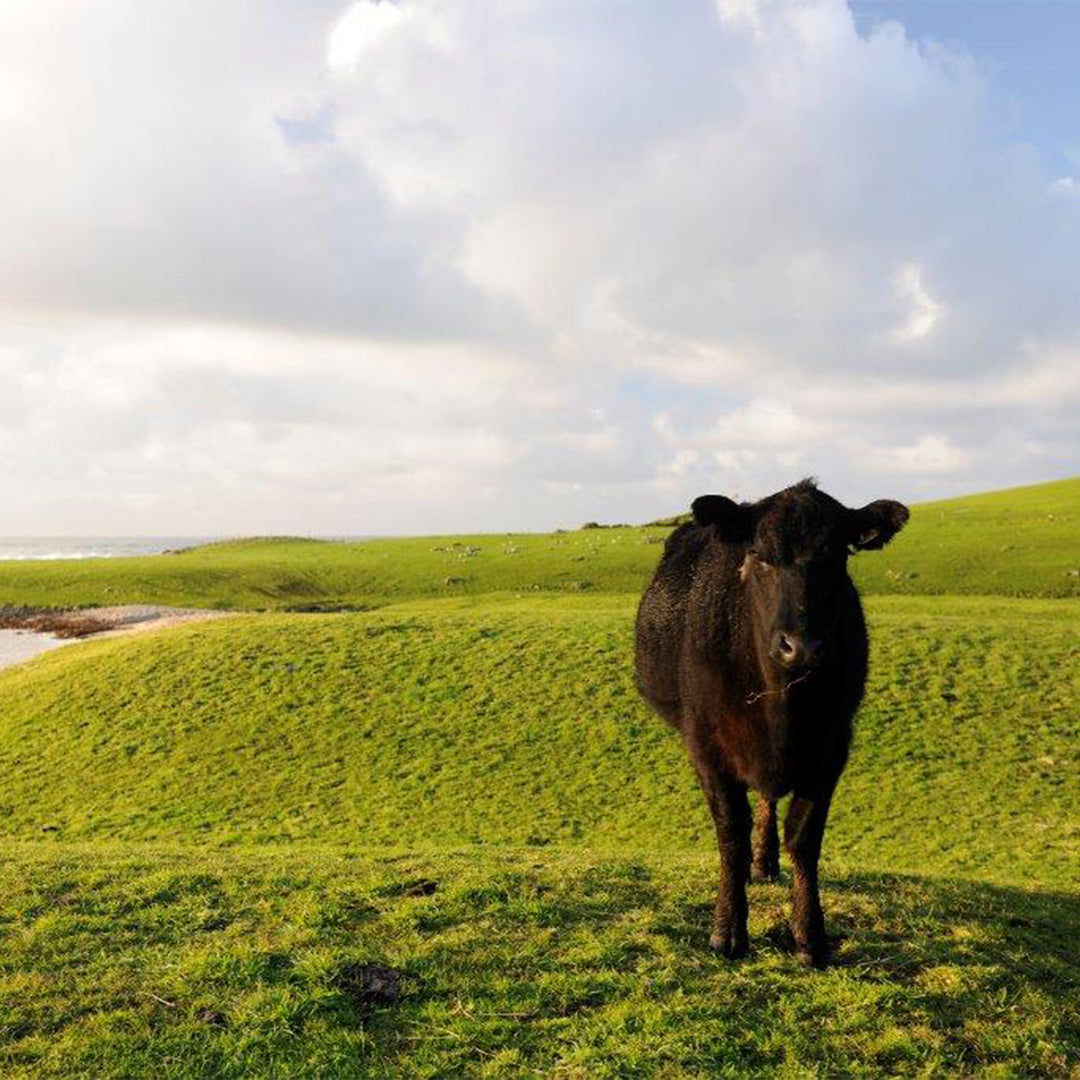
top-left (0, 595), bottom-right (1076, 886)
top-left (0, 475), bottom-right (1078, 610)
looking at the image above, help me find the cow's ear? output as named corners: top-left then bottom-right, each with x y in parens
top-left (691, 495), bottom-right (755, 542)
top-left (848, 499), bottom-right (909, 551)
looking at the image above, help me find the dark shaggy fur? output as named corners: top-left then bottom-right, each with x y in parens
top-left (635, 480), bottom-right (908, 966)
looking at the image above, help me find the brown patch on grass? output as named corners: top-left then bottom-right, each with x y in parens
top-left (333, 962), bottom-right (412, 1010)
top-left (0, 604), bottom-right (230, 642)
top-left (0, 607), bottom-right (113, 638)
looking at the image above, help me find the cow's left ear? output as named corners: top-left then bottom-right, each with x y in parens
top-left (848, 500), bottom-right (910, 551)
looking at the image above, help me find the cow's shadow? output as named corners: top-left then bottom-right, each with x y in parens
top-left (360, 861), bottom-right (1080, 1071)
top-left (729, 869), bottom-right (1080, 1001)
top-left (826, 870), bottom-right (1079, 978)
top-left (417, 860), bottom-right (1080, 996)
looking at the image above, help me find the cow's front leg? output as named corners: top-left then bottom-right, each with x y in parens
top-left (784, 791), bottom-right (833, 967)
top-left (692, 762), bottom-right (751, 958)
top-left (750, 797), bottom-right (779, 882)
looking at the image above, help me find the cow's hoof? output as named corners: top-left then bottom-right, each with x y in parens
top-left (794, 940), bottom-right (830, 968)
top-left (750, 864), bottom-right (779, 884)
top-left (709, 925), bottom-right (749, 960)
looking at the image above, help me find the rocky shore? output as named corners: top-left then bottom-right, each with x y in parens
top-left (0, 605), bottom-right (231, 670)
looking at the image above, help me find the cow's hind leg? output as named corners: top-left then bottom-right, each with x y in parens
top-left (689, 755), bottom-right (751, 959)
top-left (750, 797), bottom-right (780, 883)
top-left (784, 791), bottom-right (833, 967)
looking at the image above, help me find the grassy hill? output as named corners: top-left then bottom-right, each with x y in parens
top-left (853, 475), bottom-right (1080, 598)
top-left (0, 476), bottom-right (1078, 1076)
top-left (0, 475), bottom-right (1078, 610)
top-left (0, 595), bottom-right (1076, 885)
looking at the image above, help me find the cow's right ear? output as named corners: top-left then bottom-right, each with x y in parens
top-left (691, 495), bottom-right (755, 541)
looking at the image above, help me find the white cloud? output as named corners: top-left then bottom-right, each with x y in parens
top-left (654, 449), bottom-right (704, 492)
top-left (988, 344), bottom-right (1080, 408)
top-left (865, 435), bottom-right (973, 474)
top-left (0, 0), bottom-right (1079, 532)
top-left (327, 1), bottom-right (417, 70)
top-left (0, 319), bottom-right (538, 533)
top-left (888, 263), bottom-right (944, 343)
top-left (708, 400), bottom-right (832, 448)
top-left (321, 0), bottom-right (1080, 393)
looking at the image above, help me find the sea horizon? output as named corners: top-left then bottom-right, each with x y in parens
top-left (0, 535), bottom-right (387, 561)
top-left (0, 536), bottom-right (220, 561)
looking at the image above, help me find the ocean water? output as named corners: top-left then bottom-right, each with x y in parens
top-left (0, 537), bottom-right (217, 561)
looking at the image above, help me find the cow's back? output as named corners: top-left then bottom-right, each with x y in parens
top-left (634, 522), bottom-right (710, 725)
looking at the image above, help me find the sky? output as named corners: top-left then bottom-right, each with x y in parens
top-left (1, 0), bottom-right (1079, 536)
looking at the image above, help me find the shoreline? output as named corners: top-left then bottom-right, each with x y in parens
top-left (0, 605), bottom-right (232, 672)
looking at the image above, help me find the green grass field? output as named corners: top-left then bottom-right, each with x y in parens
top-left (1, 476), bottom-right (1078, 611)
top-left (2, 847), bottom-right (1076, 1079)
top-left (1, 478), bottom-right (1078, 1076)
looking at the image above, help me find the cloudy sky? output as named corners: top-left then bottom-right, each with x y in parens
top-left (1, 0), bottom-right (1078, 536)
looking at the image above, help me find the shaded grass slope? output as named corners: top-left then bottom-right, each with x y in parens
top-left (1, 847), bottom-right (1077, 1078)
top-left (0, 476), bottom-right (1078, 611)
top-left (0, 595), bottom-right (1076, 888)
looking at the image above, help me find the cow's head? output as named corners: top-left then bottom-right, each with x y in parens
top-left (692, 480), bottom-right (908, 673)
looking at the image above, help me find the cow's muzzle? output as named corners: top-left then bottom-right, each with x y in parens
top-left (770, 630), bottom-right (825, 671)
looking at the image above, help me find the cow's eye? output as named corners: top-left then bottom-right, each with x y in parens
top-left (755, 555), bottom-right (772, 571)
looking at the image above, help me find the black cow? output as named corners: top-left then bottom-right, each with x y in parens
top-left (635, 479), bottom-right (908, 966)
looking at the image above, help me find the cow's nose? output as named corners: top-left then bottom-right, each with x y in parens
top-left (772, 631), bottom-right (799, 666)
top-left (770, 631), bottom-right (824, 670)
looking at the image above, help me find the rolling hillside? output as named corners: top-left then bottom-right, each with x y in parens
top-left (0, 595), bottom-right (1076, 886)
top-left (0, 477), bottom-right (1078, 1077)
top-left (0, 476), bottom-right (1077, 610)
